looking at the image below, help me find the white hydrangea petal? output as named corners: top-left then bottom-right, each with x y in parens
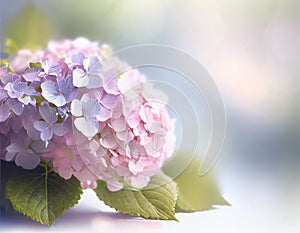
top-left (71, 99), bottom-right (83, 117)
top-left (73, 68), bottom-right (89, 87)
top-left (74, 117), bottom-right (98, 138)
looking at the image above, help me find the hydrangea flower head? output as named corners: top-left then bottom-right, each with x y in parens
top-left (0, 38), bottom-right (176, 191)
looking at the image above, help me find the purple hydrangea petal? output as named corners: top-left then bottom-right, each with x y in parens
top-left (53, 123), bottom-right (68, 136)
top-left (0, 73), bottom-right (19, 85)
top-left (0, 119), bottom-right (10, 134)
top-left (39, 103), bottom-right (57, 124)
top-left (6, 142), bottom-right (24, 153)
top-left (9, 116), bottom-right (23, 133)
top-left (7, 98), bottom-right (24, 116)
top-left (4, 82), bottom-right (23, 98)
top-left (58, 75), bottom-right (74, 92)
top-left (0, 89), bottom-right (8, 101)
top-left (23, 85), bottom-right (38, 96)
top-left (6, 152), bottom-right (17, 161)
top-left (12, 81), bottom-right (28, 93)
top-left (0, 104), bottom-right (10, 122)
top-left (22, 105), bottom-right (40, 140)
top-left (71, 52), bottom-right (85, 64)
top-left (15, 152), bottom-right (40, 169)
top-left (34, 121), bottom-right (49, 131)
top-left (22, 67), bottom-right (41, 82)
top-left (0, 133), bottom-right (9, 159)
top-left (30, 140), bottom-right (48, 154)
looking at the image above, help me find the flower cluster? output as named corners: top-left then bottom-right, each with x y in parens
top-left (0, 38), bottom-right (175, 191)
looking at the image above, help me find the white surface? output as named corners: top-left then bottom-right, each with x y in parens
top-left (1, 186), bottom-right (299, 233)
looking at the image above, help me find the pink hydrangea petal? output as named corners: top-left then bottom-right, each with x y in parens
top-left (111, 116), bottom-right (126, 132)
top-left (97, 106), bottom-right (112, 122)
top-left (107, 180), bottom-right (123, 192)
top-left (116, 130), bottom-right (134, 142)
top-left (127, 109), bottom-right (141, 128)
top-left (128, 160), bottom-right (144, 175)
top-left (125, 174), bottom-right (150, 189)
top-left (103, 70), bottom-right (120, 95)
top-left (100, 134), bottom-right (118, 149)
top-left (101, 93), bottom-right (118, 110)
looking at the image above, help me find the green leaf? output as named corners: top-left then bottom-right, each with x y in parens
top-left (163, 154), bottom-right (230, 212)
top-left (29, 62), bottom-right (42, 68)
top-left (94, 172), bottom-right (178, 221)
top-left (5, 165), bottom-right (82, 226)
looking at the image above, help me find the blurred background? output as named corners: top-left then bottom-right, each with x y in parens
top-left (0, 0), bottom-right (299, 232)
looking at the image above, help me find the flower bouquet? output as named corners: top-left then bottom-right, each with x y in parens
top-left (0, 38), bottom-right (228, 225)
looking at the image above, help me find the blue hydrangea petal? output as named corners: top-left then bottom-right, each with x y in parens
top-left (34, 121), bottom-right (49, 132)
top-left (82, 99), bottom-right (101, 117)
top-left (86, 73), bottom-right (103, 89)
top-left (57, 75), bottom-right (74, 104)
top-left (40, 127), bottom-right (53, 141)
top-left (84, 56), bottom-right (102, 73)
top-left (42, 60), bottom-right (61, 76)
top-left (41, 81), bottom-right (60, 104)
